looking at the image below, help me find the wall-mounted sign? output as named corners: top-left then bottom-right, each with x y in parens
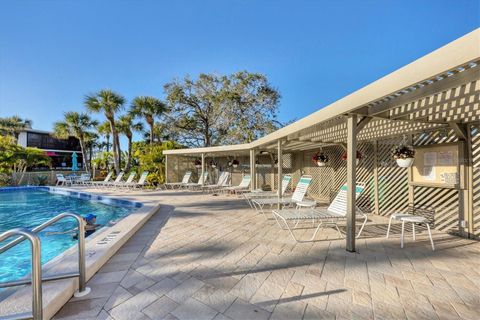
top-left (410, 142), bottom-right (464, 189)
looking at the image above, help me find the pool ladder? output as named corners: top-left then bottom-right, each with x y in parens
top-left (0, 212), bottom-right (91, 320)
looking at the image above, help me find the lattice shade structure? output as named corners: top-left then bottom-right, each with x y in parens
top-left (165, 29), bottom-right (480, 241)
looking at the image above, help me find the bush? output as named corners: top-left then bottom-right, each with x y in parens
top-left (0, 173), bottom-right (12, 186)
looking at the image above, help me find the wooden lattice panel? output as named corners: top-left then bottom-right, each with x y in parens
top-left (472, 125), bottom-right (480, 238)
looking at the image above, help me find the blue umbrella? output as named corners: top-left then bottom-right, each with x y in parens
top-left (71, 152), bottom-right (79, 171)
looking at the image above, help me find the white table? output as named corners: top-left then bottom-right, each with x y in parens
top-left (400, 215), bottom-right (435, 251)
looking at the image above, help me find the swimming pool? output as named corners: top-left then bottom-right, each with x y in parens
top-left (0, 187), bottom-right (141, 283)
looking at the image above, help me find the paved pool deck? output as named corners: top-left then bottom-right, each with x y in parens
top-left (53, 188), bottom-right (480, 320)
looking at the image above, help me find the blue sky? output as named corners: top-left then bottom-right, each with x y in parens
top-left (0, 0), bottom-right (478, 139)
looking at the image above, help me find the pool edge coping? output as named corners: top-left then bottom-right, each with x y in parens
top-left (0, 187), bottom-right (161, 319)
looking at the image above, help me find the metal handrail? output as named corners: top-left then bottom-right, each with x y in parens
top-left (0, 228), bottom-right (42, 320)
top-left (0, 212), bottom-right (90, 320)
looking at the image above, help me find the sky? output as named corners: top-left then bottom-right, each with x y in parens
top-left (0, 0), bottom-right (478, 142)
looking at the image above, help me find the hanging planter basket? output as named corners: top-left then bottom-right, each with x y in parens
top-left (312, 152), bottom-right (329, 167)
top-left (392, 145), bottom-right (415, 168)
top-left (194, 159), bottom-right (202, 169)
top-left (342, 151), bottom-right (362, 166)
top-left (232, 160), bottom-right (239, 168)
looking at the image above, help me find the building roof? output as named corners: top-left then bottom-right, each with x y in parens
top-left (164, 28), bottom-right (480, 156)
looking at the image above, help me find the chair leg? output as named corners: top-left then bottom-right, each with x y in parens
top-left (386, 215), bottom-right (394, 238)
top-left (356, 214), bottom-right (368, 238)
top-left (310, 221), bottom-right (324, 241)
top-left (425, 223), bottom-right (435, 251)
top-left (401, 220), bottom-right (405, 248)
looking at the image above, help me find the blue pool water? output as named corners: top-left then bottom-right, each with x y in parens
top-left (0, 188), bottom-right (139, 283)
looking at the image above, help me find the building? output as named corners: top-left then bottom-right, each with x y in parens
top-left (17, 129), bottom-right (83, 170)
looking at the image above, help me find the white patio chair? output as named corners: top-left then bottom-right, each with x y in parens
top-left (164, 171), bottom-right (192, 189)
top-left (111, 172), bottom-right (136, 189)
top-left (124, 171), bottom-right (150, 189)
top-left (272, 183), bottom-right (367, 242)
top-left (101, 172), bottom-right (125, 188)
top-left (184, 172), bottom-right (209, 190)
top-left (221, 174), bottom-right (251, 194)
top-left (242, 174), bottom-right (292, 207)
top-left (202, 171), bottom-right (230, 193)
top-left (251, 175), bottom-right (313, 216)
top-left (55, 174), bottom-right (70, 186)
top-left (86, 172), bottom-right (113, 187)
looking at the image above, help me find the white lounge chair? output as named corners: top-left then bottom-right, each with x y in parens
top-left (251, 175), bottom-right (313, 216)
top-left (73, 173), bottom-right (91, 185)
top-left (123, 171), bottom-right (149, 189)
top-left (184, 172), bottom-right (209, 190)
top-left (202, 172), bottom-right (230, 193)
top-left (55, 174), bottom-right (70, 186)
top-left (272, 183), bottom-right (367, 242)
top-left (101, 172), bottom-right (125, 188)
top-left (164, 171), bottom-right (192, 189)
top-left (221, 174), bottom-right (251, 194)
top-left (86, 172), bottom-right (113, 187)
top-left (111, 172), bottom-right (136, 189)
top-left (242, 174), bottom-right (292, 207)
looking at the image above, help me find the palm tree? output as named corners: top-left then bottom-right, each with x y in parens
top-left (84, 89), bottom-right (125, 174)
top-left (117, 115), bottom-right (143, 172)
top-left (0, 116), bottom-right (32, 141)
top-left (96, 121), bottom-right (111, 152)
top-left (53, 112), bottom-right (98, 173)
top-left (130, 96), bottom-right (167, 145)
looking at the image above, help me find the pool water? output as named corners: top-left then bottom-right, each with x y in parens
top-left (0, 189), bottom-right (136, 283)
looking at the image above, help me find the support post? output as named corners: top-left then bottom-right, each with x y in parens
top-left (165, 154), bottom-right (169, 184)
top-left (277, 140), bottom-right (283, 210)
top-left (373, 141), bottom-right (380, 215)
top-left (407, 135), bottom-right (414, 205)
top-left (346, 114), bottom-right (357, 252)
top-left (252, 150), bottom-right (257, 190)
top-left (201, 153), bottom-right (205, 186)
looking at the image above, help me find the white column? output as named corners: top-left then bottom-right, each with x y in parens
top-left (165, 154), bottom-right (168, 184)
top-left (346, 114), bottom-right (357, 252)
top-left (277, 140), bottom-right (283, 210)
top-left (201, 153), bottom-right (205, 186)
top-left (250, 149), bottom-right (256, 191)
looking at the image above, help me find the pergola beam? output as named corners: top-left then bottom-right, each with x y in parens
top-left (366, 66), bottom-right (479, 117)
top-left (449, 122), bottom-right (468, 140)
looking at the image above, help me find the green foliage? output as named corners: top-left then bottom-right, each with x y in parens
top-left (0, 135), bottom-right (23, 173)
top-left (164, 71), bottom-right (281, 147)
top-left (130, 96), bottom-right (168, 144)
top-left (132, 140), bottom-right (182, 185)
top-left (0, 173), bottom-right (12, 186)
top-left (0, 116), bottom-right (32, 140)
top-left (36, 175), bottom-right (49, 186)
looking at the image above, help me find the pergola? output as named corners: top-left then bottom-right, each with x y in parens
top-left (164, 29), bottom-right (480, 252)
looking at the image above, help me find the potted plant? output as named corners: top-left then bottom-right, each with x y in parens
top-left (194, 159), bottom-right (202, 168)
top-left (312, 152), bottom-right (329, 167)
top-left (232, 160), bottom-right (239, 168)
top-left (210, 160), bottom-right (218, 168)
top-left (392, 144), bottom-right (415, 168)
top-left (342, 151), bottom-right (362, 166)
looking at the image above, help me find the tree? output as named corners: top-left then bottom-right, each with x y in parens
top-left (84, 89), bottom-right (125, 174)
top-left (117, 114), bottom-right (144, 172)
top-left (130, 96), bottom-right (168, 145)
top-left (53, 112), bottom-right (98, 173)
top-left (164, 71), bottom-right (281, 147)
top-left (0, 116), bottom-right (32, 141)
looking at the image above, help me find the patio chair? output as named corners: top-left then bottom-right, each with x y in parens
top-left (110, 172), bottom-right (136, 189)
top-left (242, 174), bottom-right (292, 207)
top-left (184, 172), bottom-right (209, 190)
top-left (86, 172), bottom-right (113, 187)
top-left (163, 171), bottom-right (192, 189)
top-left (74, 173), bottom-right (91, 185)
top-left (55, 174), bottom-right (70, 186)
top-left (202, 171), bottom-right (230, 193)
top-left (221, 174), bottom-right (251, 194)
top-left (251, 175), bottom-right (313, 216)
top-left (124, 171), bottom-right (150, 189)
top-left (100, 172), bottom-right (125, 188)
top-left (271, 183), bottom-right (367, 242)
